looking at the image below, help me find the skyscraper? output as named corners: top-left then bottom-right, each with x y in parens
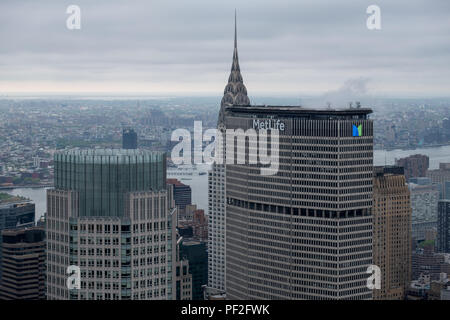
top-left (225, 105), bottom-right (374, 300)
top-left (167, 178), bottom-right (192, 214)
top-left (373, 166), bottom-right (411, 300)
top-left (208, 12), bottom-right (250, 292)
top-left (180, 240), bottom-right (208, 300)
top-left (46, 149), bottom-right (176, 300)
top-left (437, 200), bottom-right (450, 253)
top-left (122, 128), bottom-right (138, 149)
top-left (0, 227), bottom-right (45, 300)
top-left (0, 200), bottom-right (35, 280)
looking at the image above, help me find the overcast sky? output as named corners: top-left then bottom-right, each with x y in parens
top-left (0, 0), bottom-right (449, 98)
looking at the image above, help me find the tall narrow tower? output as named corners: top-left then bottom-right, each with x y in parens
top-left (373, 166), bottom-right (412, 300)
top-left (208, 12), bottom-right (250, 292)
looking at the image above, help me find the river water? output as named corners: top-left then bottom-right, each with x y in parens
top-left (4, 145), bottom-right (450, 221)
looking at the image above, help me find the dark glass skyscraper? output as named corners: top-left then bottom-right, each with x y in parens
top-left (122, 129), bottom-right (138, 149)
top-left (0, 201), bottom-right (35, 280)
top-left (0, 227), bottom-right (45, 300)
top-left (180, 240), bottom-right (208, 300)
top-left (167, 179), bottom-right (192, 211)
top-left (437, 200), bottom-right (450, 253)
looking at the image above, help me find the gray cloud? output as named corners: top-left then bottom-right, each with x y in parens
top-left (0, 0), bottom-right (449, 98)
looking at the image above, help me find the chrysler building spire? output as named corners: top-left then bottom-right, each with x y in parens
top-left (218, 11), bottom-right (250, 125)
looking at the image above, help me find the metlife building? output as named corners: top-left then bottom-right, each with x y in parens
top-left (224, 105), bottom-right (374, 300)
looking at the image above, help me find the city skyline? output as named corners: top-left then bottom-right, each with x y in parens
top-left (1, 0), bottom-right (450, 305)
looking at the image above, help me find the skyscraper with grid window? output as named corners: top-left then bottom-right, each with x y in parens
top-left (223, 104), bottom-right (374, 299)
top-left (46, 149), bottom-right (177, 300)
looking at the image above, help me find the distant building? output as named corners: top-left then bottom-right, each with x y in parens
top-left (437, 200), bottom-right (450, 253)
top-left (33, 157), bottom-right (40, 169)
top-left (174, 238), bottom-right (192, 300)
top-left (428, 273), bottom-right (449, 300)
top-left (406, 272), bottom-right (450, 300)
top-left (0, 227), bottom-right (46, 300)
top-left (167, 179), bottom-right (192, 213)
top-left (373, 166), bottom-right (411, 300)
top-left (406, 274), bottom-right (430, 300)
top-left (409, 177), bottom-right (432, 185)
top-left (180, 240), bottom-right (208, 300)
top-left (177, 205), bottom-right (208, 242)
top-left (122, 128), bottom-right (137, 149)
top-left (192, 209), bottom-right (208, 241)
top-left (203, 286), bottom-right (226, 300)
top-left (445, 181), bottom-right (450, 200)
top-left (178, 225), bottom-right (193, 238)
top-left (409, 182), bottom-right (439, 241)
top-left (412, 243), bottom-right (450, 280)
top-left (0, 201), bottom-right (35, 280)
top-left (427, 163), bottom-right (450, 199)
top-left (395, 154), bottom-right (429, 182)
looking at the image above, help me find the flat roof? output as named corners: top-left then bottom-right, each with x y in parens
top-left (226, 105), bottom-right (373, 117)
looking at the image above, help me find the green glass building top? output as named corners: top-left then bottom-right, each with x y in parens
top-left (54, 149), bottom-right (166, 217)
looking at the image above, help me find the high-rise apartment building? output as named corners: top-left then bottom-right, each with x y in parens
top-left (0, 227), bottom-right (45, 300)
top-left (46, 149), bottom-right (177, 300)
top-left (208, 13), bottom-right (250, 292)
top-left (437, 200), bottom-right (450, 253)
top-left (225, 105), bottom-right (374, 299)
top-left (395, 154), bottom-right (429, 182)
top-left (122, 128), bottom-right (138, 149)
top-left (373, 166), bottom-right (411, 300)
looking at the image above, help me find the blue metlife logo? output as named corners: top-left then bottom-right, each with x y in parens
top-left (352, 124), bottom-right (362, 137)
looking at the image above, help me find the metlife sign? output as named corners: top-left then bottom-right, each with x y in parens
top-left (252, 119), bottom-right (286, 131)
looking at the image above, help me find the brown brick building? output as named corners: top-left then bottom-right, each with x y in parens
top-left (395, 154), bottom-right (429, 182)
top-left (373, 166), bottom-right (412, 300)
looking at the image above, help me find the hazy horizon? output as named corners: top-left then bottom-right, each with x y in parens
top-left (1, 0), bottom-right (449, 98)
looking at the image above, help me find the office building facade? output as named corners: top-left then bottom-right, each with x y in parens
top-left (0, 201), bottom-right (35, 280)
top-left (180, 240), bottom-right (208, 300)
top-left (46, 149), bottom-right (177, 300)
top-left (437, 200), bottom-right (450, 253)
top-left (225, 106), bottom-right (374, 299)
top-left (0, 227), bottom-right (46, 300)
top-left (373, 166), bottom-right (411, 300)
